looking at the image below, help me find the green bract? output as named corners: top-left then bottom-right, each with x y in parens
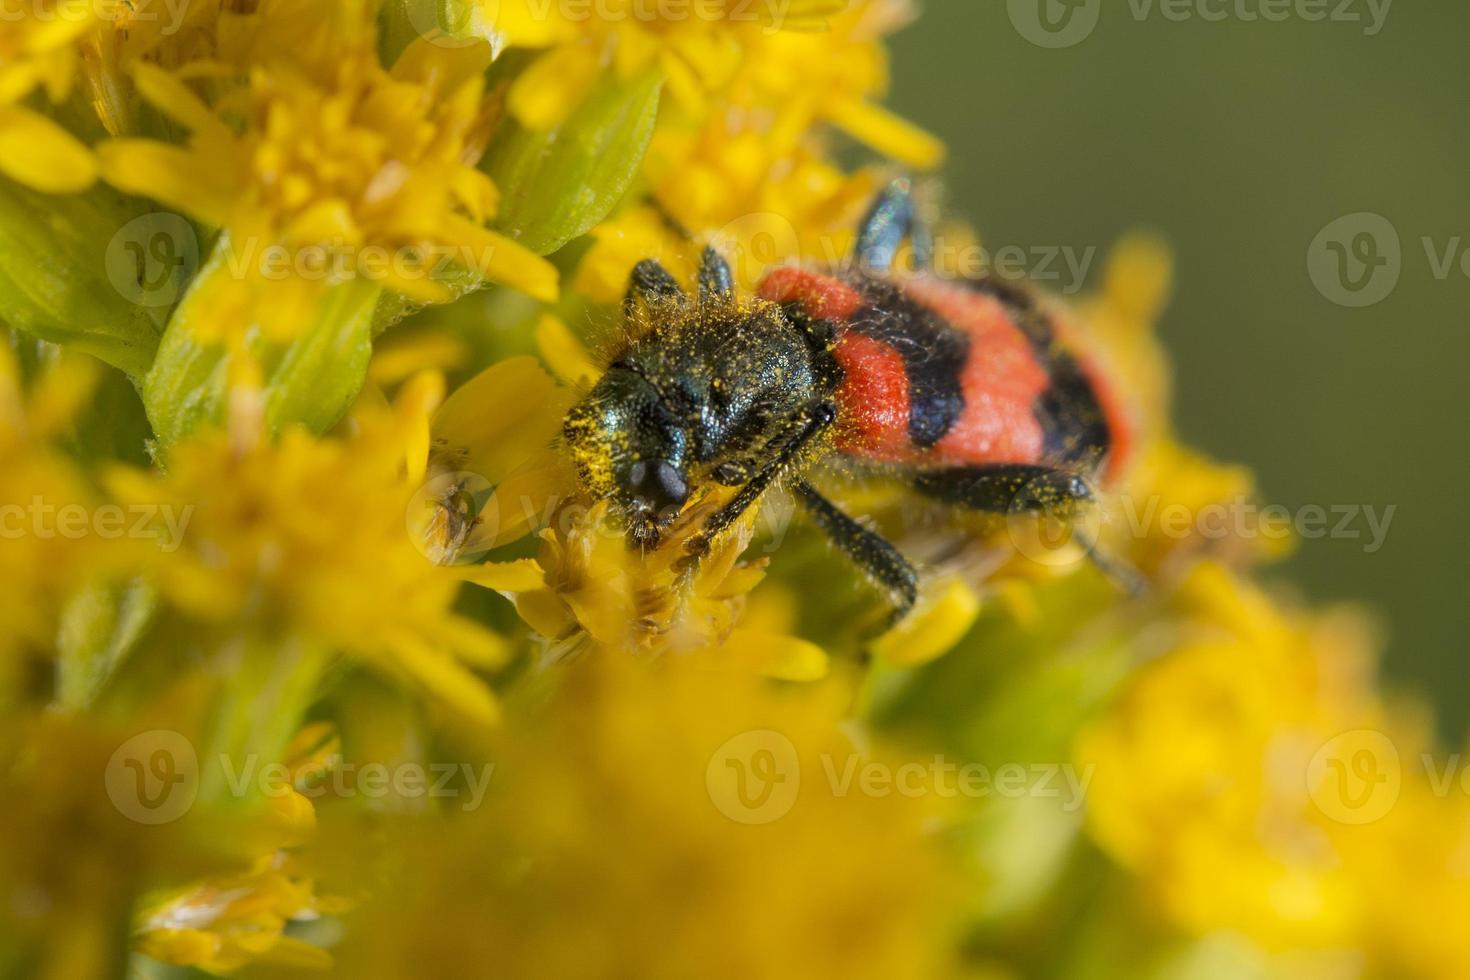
top-left (144, 238), bottom-right (378, 446)
top-left (379, 0), bottom-right (484, 62)
top-left (483, 69), bottom-right (663, 257)
top-left (0, 178), bottom-right (188, 378)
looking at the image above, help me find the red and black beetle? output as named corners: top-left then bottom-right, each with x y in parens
top-left (564, 179), bottom-right (1136, 620)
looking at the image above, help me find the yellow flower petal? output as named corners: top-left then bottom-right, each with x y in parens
top-left (475, 449), bottom-right (577, 549)
top-left (827, 98), bottom-right (947, 171)
top-left (98, 139), bottom-right (235, 226)
top-left (725, 628), bottom-right (830, 681)
top-left (1104, 232), bottom-right (1175, 325)
top-left (257, 936), bottom-right (334, 971)
top-left (432, 357), bottom-right (570, 483)
top-left (441, 216), bottom-right (560, 302)
top-left (450, 166), bottom-right (501, 224)
top-left (514, 587), bottom-right (576, 640)
top-left (534, 314), bottom-right (601, 387)
top-left (380, 269), bottom-right (456, 305)
top-left (614, 25), bottom-right (660, 78)
top-left (285, 198), bottom-right (362, 247)
top-left (26, 354), bottom-right (100, 438)
top-left (390, 35), bottom-right (493, 88)
top-left (369, 332), bottom-right (468, 386)
top-left (870, 578), bottom-right (982, 667)
top-left (432, 614), bottom-right (512, 668)
top-left (508, 43), bottom-right (604, 130)
top-left (660, 51), bottom-right (707, 118)
top-left (460, 558), bottom-right (546, 593)
top-left (130, 62), bottom-right (225, 135)
top-left (379, 634), bottom-right (501, 727)
top-left (0, 106), bottom-right (97, 193)
top-left (487, 0), bottom-right (578, 47)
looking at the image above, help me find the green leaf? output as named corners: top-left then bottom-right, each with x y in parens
top-left (0, 177), bottom-right (194, 377)
top-left (144, 235), bottom-right (380, 446)
top-left (68, 361), bottom-right (154, 467)
top-left (57, 580), bottom-right (160, 712)
top-left (262, 278), bottom-right (379, 435)
top-left (370, 260), bottom-right (484, 337)
top-left (482, 68), bottom-right (663, 256)
top-left (379, 0), bottom-right (482, 64)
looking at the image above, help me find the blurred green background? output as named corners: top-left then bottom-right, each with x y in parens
top-left (887, 2), bottom-right (1470, 737)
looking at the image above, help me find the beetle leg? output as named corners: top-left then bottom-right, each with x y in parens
top-left (912, 464), bottom-right (1146, 595)
top-left (623, 259), bottom-right (688, 319)
top-left (793, 479), bottom-right (918, 623)
top-left (684, 401), bottom-right (837, 559)
top-left (854, 177), bottom-right (933, 273)
top-left (697, 245), bottom-right (736, 303)
top-left (910, 464), bottom-right (1094, 515)
top-left (711, 461), bottom-right (752, 486)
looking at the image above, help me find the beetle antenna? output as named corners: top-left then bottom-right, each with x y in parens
top-left (648, 196), bottom-right (695, 243)
top-left (1076, 532), bottom-right (1149, 597)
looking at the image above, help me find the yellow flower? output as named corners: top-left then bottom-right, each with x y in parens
top-left (136, 723), bottom-right (344, 975)
top-left (107, 375), bottom-right (509, 728)
top-left (333, 655), bottom-right (965, 980)
top-left (1365, 787), bottom-right (1470, 979)
top-left (0, 712), bottom-right (200, 980)
top-left (576, 159), bottom-right (882, 301)
top-left (718, 0), bottom-right (944, 169)
top-left (98, 1), bottom-right (556, 344)
top-left (0, 0), bottom-right (100, 191)
top-left (11, 2), bottom-right (1461, 976)
top-left (136, 853), bottom-right (332, 975)
top-left (576, 203), bottom-right (701, 303)
top-left (521, 497), bottom-right (825, 671)
top-left (577, 0), bottom-right (943, 298)
top-left (0, 345), bottom-right (117, 700)
top-left (491, 0), bottom-right (850, 129)
top-left (1076, 561), bottom-right (1470, 973)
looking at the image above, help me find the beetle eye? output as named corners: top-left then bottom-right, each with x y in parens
top-left (627, 460), bottom-right (688, 515)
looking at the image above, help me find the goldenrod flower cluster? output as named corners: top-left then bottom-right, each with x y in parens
top-left (0, 2), bottom-right (1463, 978)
